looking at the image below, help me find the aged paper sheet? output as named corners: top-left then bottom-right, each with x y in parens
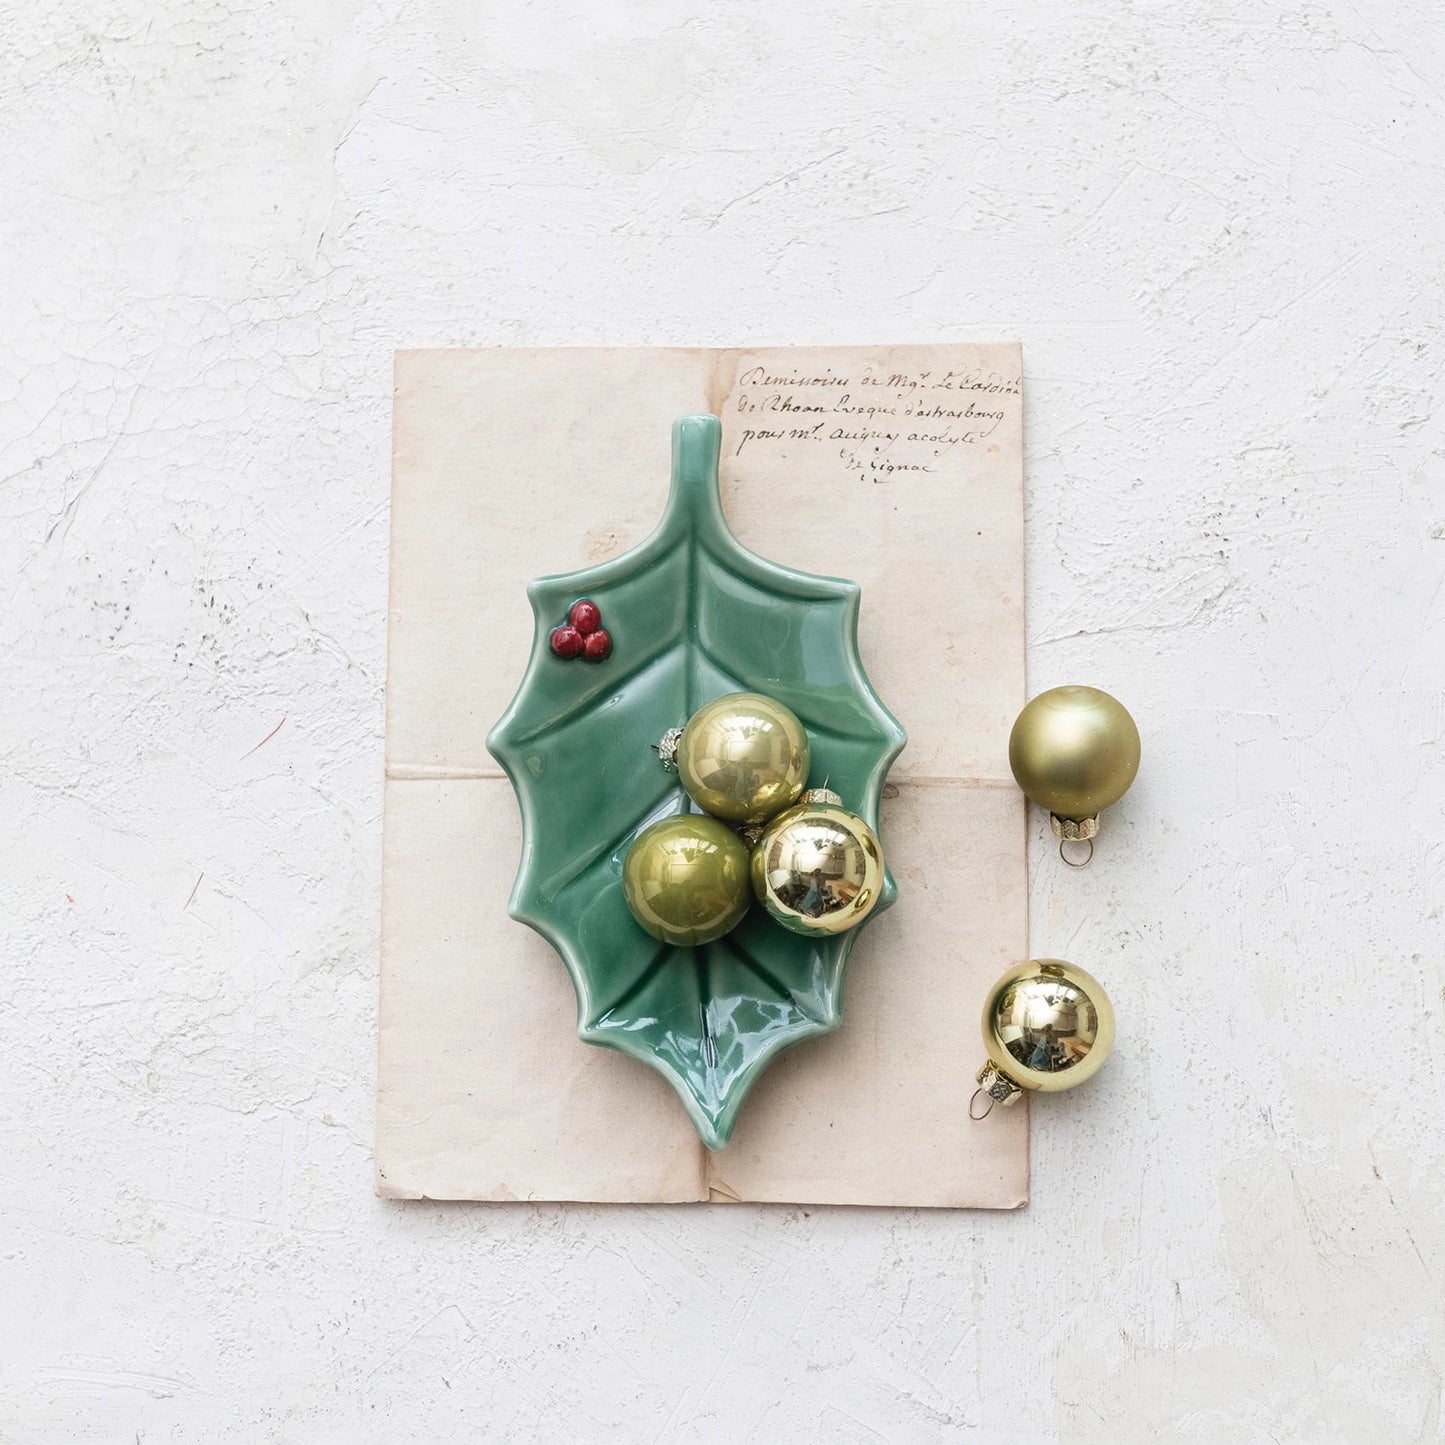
top-left (379, 345), bottom-right (1028, 1206)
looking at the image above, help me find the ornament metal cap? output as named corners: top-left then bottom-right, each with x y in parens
top-left (654, 726), bottom-right (684, 772)
top-left (970, 1060), bottom-right (1024, 1118)
top-left (800, 786), bottom-right (844, 807)
top-left (1049, 812), bottom-right (1098, 867)
top-left (1049, 813), bottom-right (1099, 841)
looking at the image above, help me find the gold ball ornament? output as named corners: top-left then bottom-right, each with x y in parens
top-left (750, 788), bottom-right (884, 937)
top-left (622, 813), bottom-right (752, 947)
top-left (970, 959), bottom-right (1115, 1119)
top-left (673, 692), bottom-right (810, 826)
top-left (1008, 685), bottom-right (1140, 864)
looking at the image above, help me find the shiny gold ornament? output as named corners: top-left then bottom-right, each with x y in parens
top-left (750, 788), bottom-right (884, 937)
top-left (970, 959), bottom-right (1115, 1118)
top-left (622, 813), bottom-right (752, 947)
top-left (1008, 686), bottom-right (1140, 864)
top-left (674, 692), bottom-right (810, 826)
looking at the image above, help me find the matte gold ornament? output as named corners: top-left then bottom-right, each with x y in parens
top-left (750, 788), bottom-right (884, 937)
top-left (1008, 685), bottom-right (1140, 865)
top-left (969, 959), bottom-right (1115, 1119)
top-left (622, 813), bottom-right (752, 947)
top-left (672, 692), bottom-right (810, 826)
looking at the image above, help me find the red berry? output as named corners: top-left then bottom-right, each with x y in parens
top-left (569, 599), bottom-right (602, 635)
top-left (582, 628), bottom-right (612, 661)
top-left (550, 625), bottom-right (583, 659)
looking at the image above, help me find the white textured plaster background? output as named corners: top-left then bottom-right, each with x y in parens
top-left (1, 1), bottom-right (1442, 1440)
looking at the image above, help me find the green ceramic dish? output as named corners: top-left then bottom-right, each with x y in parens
top-left (487, 415), bottom-right (905, 1148)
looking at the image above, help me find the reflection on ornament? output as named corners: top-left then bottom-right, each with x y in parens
top-left (969, 959), bottom-right (1115, 1118)
top-left (1008, 686), bottom-right (1140, 865)
top-left (622, 813), bottom-right (751, 947)
top-left (751, 788), bottom-right (883, 937)
top-left (674, 692), bottom-right (809, 826)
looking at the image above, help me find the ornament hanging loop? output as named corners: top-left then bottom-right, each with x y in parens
top-left (968, 1088), bottom-right (995, 1121)
top-left (1051, 812), bottom-right (1097, 869)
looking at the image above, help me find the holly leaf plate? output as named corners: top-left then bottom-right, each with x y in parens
top-left (487, 415), bottom-right (906, 1148)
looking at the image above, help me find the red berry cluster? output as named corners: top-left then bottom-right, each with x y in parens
top-left (550, 599), bottom-right (612, 662)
